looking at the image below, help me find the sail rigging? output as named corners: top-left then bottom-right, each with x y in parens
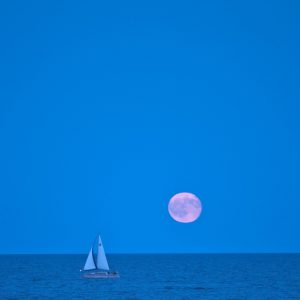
top-left (83, 235), bottom-right (109, 271)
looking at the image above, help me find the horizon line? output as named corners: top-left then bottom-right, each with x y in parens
top-left (1, 252), bottom-right (299, 255)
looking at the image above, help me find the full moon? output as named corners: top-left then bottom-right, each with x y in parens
top-left (168, 192), bottom-right (202, 223)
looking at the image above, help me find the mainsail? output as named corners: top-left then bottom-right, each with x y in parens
top-left (96, 235), bottom-right (110, 271)
top-left (83, 247), bottom-right (96, 270)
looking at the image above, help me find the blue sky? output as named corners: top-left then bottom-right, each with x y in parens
top-left (0, 0), bottom-right (300, 253)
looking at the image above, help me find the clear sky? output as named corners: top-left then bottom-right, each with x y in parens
top-left (0, 1), bottom-right (300, 254)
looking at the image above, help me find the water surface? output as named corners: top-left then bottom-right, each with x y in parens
top-left (0, 254), bottom-right (299, 299)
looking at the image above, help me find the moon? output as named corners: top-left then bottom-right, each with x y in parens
top-left (168, 192), bottom-right (202, 223)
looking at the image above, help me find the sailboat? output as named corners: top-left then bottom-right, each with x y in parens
top-left (81, 234), bottom-right (119, 278)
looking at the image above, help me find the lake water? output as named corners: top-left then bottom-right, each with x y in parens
top-left (0, 254), bottom-right (299, 299)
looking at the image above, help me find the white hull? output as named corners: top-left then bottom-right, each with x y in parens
top-left (83, 271), bottom-right (119, 278)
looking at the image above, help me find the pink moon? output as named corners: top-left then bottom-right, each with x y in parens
top-left (168, 192), bottom-right (202, 223)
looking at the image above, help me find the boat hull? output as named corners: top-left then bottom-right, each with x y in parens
top-left (82, 271), bottom-right (119, 279)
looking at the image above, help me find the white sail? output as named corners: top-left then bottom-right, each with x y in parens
top-left (83, 247), bottom-right (96, 270)
top-left (96, 235), bottom-right (109, 271)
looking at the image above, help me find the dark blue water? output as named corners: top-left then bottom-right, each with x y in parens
top-left (0, 254), bottom-right (299, 299)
